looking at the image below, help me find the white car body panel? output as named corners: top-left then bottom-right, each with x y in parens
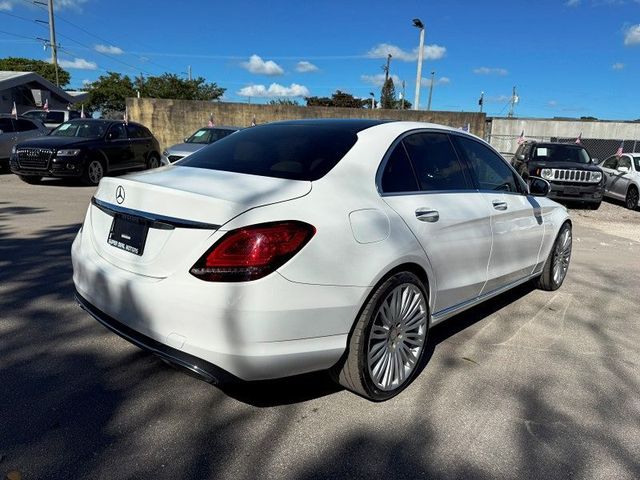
top-left (72, 120), bottom-right (570, 382)
top-left (600, 154), bottom-right (640, 207)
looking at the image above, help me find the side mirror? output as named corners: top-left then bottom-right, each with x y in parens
top-left (516, 154), bottom-right (525, 160)
top-left (617, 166), bottom-right (630, 174)
top-left (184, 137), bottom-right (189, 143)
top-left (528, 176), bottom-right (550, 197)
top-left (592, 158), bottom-right (599, 164)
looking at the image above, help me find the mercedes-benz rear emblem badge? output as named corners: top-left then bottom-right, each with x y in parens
top-left (115, 185), bottom-right (125, 204)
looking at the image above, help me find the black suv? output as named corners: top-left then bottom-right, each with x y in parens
top-left (10, 119), bottom-right (161, 186)
top-left (512, 141), bottom-right (604, 209)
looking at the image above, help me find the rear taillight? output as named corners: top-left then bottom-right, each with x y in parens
top-left (190, 221), bottom-right (316, 282)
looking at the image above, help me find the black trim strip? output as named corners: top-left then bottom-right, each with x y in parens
top-left (91, 197), bottom-right (220, 230)
top-left (74, 289), bottom-right (237, 385)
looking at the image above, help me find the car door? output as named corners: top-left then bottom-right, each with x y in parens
top-left (451, 134), bottom-right (545, 293)
top-left (126, 124), bottom-right (150, 167)
top-left (104, 123), bottom-right (134, 170)
top-left (610, 155), bottom-right (632, 199)
top-left (379, 131), bottom-right (493, 315)
top-left (0, 118), bottom-right (17, 158)
top-left (600, 156), bottom-right (619, 198)
top-left (14, 119), bottom-right (45, 143)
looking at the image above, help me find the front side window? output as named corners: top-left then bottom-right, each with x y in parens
top-left (15, 119), bottom-right (38, 132)
top-left (453, 135), bottom-right (522, 193)
top-left (108, 124), bottom-right (127, 140)
top-left (402, 132), bottom-right (471, 191)
top-left (0, 118), bottom-right (15, 133)
top-left (380, 143), bottom-right (419, 193)
top-left (602, 156), bottom-right (618, 169)
top-left (46, 111), bottom-right (65, 123)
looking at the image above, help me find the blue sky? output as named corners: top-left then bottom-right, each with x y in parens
top-left (1, 0), bottom-right (639, 119)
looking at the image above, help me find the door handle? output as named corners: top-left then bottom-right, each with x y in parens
top-left (415, 208), bottom-right (439, 222)
top-left (492, 200), bottom-right (508, 210)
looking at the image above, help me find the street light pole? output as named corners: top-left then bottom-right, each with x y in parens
top-left (426, 71), bottom-right (435, 111)
top-left (412, 18), bottom-right (425, 111)
top-left (369, 92), bottom-right (375, 109)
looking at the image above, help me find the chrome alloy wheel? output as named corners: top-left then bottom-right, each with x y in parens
top-left (552, 227), bottom-right (572, 285)
top-left (87, 160), bottom-right (104, 184)
top-left (367, 283), bottom-right (428, 391)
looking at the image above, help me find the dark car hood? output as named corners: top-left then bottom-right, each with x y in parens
top-left (16, 136), bottom-right (97, 149)
top-left (527, 161), bottom-right (602, 172)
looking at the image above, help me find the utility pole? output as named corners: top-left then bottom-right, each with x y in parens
top-left (369, 92), bottom-right (375, 109)
top-left (508, 85), bottom-right (518, 118)
top-left (401, 80), bottom-right (406, 110)
top-left (412, 18), bottom-right (425, 110)
top-left (188, 65), bottom-right (192, 81)
top-left (383, 54), bottom-right (392, 82)
top-left (47, 0), bottom-right (59, 87)
top-left (426, 71), bottom-right (435, 111)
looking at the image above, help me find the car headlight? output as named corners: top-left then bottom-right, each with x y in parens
top-left (57, 149), bottom-right (81, 156)
top-left (540, 168), bottom-right (554, 180)
top-left (162, 150), bottom-right (169, 157)
top-left (591, 171), bottom-right (603, 183)
top-left (11, 145), bottom-right (17, 154)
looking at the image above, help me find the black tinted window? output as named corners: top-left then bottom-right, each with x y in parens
top-left (402, 133), bottom-right (471, 191)
top-left (380, 144), bottom-right (419, 193)
top-left (126, 124), bottom-right (145, 138)
top-left (454, 135), bottom-right (522, 193)
top-left (0, 118), bottom-right (15, 133)
top-left (602, 156), bottom-right (618, 169)
top-left (180, 125), bottom-right (357, 181)
top-left (109, 124), bottom-right (126, 140)
top-left (15, 119), bottom-right (38, 131)
top-left (46, 111), bottom-right (65, 123)
top-left (69, 111), bottom-right (81, 119)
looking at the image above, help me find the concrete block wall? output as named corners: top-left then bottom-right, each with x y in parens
top-left (127, 97), bottom-right (487, 150)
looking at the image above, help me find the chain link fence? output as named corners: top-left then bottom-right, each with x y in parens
top-left (487, 134), bottom-right (640, 163)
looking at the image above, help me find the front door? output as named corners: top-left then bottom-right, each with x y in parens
top-left (379, 132), bottom-right (493, 315)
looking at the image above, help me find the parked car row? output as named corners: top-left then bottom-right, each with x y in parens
top-left (0, 114), bottom-right (49, 171)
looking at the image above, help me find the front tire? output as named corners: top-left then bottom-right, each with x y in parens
top-left (82, 159), bottom-right (105, 186)
top-left (331, 272), bottom-right (429, 401)
top-left (18, 175), bottom-right (42, 185)
top-left (625, 186), bottom-right (639, 210)
top-left (537, 222), bottom-right (572, 291)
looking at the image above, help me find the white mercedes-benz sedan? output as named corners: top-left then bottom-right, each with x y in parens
top-left (72, 119), bottom-right (571, 401)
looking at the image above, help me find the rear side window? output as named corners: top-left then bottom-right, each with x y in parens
top-left (380, 144), bottom-right (419, 193)
top-left (179, 125), bottom-right (358, 181)
top-left (15, 119), bottom-right (38, 131)
top-left (0, 118), bottom-right (15, 133)
top-left (453, 135), bottom-right (522, 193)
top-left (402, 132), bottom-right (471, 191)
top-left (46, 111), bottom-right (65, 123)
top-left (126, 124), bottom-right (145, 138)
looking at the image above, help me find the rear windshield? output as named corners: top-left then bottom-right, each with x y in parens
top-left (178, 124), bottom-right (358, 181)
top-left (533, 145), bottom-right (591, 164)
top-left (186, 128), bottom-right (236, 144)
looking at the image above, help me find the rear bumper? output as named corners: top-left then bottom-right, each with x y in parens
top-left (547, 182), bottom-right (603, 202)
top-left (71, 229), bottom-right (367, 381)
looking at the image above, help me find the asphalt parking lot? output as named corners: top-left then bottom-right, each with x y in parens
top-left (1, 173), bottom-right (639, 480)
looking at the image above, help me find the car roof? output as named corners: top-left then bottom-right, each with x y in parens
top-left (198, 126), bottom-right (240, 131)
top-left (269, 118), bottom-right (393, 133)
top-left (0, 114), bottom-right (40, 120)
top-left (524, 141), bottom-right (585, 148)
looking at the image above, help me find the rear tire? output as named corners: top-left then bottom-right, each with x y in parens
top-left (18, 175), bottom-right (42, 185)
top-left (147, 154), bottom-right (160, 170)
top-left (587, 201), bottom-right (601, 210)
top-left (331, 272), bottom-right (429, 401)
top-left (537, 222), bottom-right (572, 291)
top-left (82, 159), bottom-right (105, 186)
top-left (625, 186), bottom-right (639, 211)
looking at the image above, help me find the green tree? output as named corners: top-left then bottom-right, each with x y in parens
top-left (380, 77), bottom-right (396, 109)
top-left (306, 90), bottom-right (366, 108)
top-left (140, 73), bottom-right (225, 101)
top-left (85, 72), bottom-right (136, 117)
top-left (0, 57), bottom-right (71, 87)
top-left (268, 99), bottom-right (300, 106)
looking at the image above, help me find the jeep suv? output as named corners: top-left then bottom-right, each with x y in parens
top-left (512, 141), bottom-right (604, 209)
top-left (10, 119), bottom-right (161, 186)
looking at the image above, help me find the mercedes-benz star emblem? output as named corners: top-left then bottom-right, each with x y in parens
top-left (115, 185), bottom-right (125, 204)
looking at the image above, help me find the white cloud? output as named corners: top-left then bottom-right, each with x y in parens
top-left (565, 0), bottom-right (580, 6)
top-left (82, 79), bottom-right (92, 86)
top-left (486, 95), bottom-right (510, 103)
top-left (420, 76), bottom-right (451, 86)
top-left (57, 58), bottom-right (98, 70)
top-left (612, 62), bottom-right (625, 69)
top-left (367, 43), bottom-right (446, 61)
top-left (624, 24), bottom-right (640, 45)
top-left (296, 61), bottom-right (319, 73)
top-left (548, 100), bottom-right (558, 107)
top-left (0, 1), bottom-right (12, 11)
top-left (56, 0), bottom-right (88, 10)
top-left (473, 66), bottom-right (509, 75)
top-left (95, 44), bottom-right (124, 55)
top-left (361, 73), bottom-right (402, 87)
top-left (241, 54), bottom-right (284, 76)
top-left (237, 83), bottom-right (310, 98)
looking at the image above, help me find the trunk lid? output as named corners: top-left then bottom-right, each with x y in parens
top-left (88, 166), bottom-right (311, 277)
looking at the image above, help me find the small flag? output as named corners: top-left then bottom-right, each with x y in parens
top-left (80, 104), bottom-right (86, 119)
top-left (459, 123), bottom-right (470, 133)
top-left (516, 129), bottom-right (526, 145)
top-left (251, 114), bottom-right (256, 127)
top-left (11, 101), bottom-right (17, 119)
top-left (208, 113), bottom-right (214, 128)
top-left (478, 93), bottom-right (484, 106)
top-left (43, 99), bottom-right (49, 112)
top-left (575, 132), bottom-right (582, 144)
top-left (616, 141), bottom-right (624, 158)
top-left (123, 105), bottom-right (128, 125)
